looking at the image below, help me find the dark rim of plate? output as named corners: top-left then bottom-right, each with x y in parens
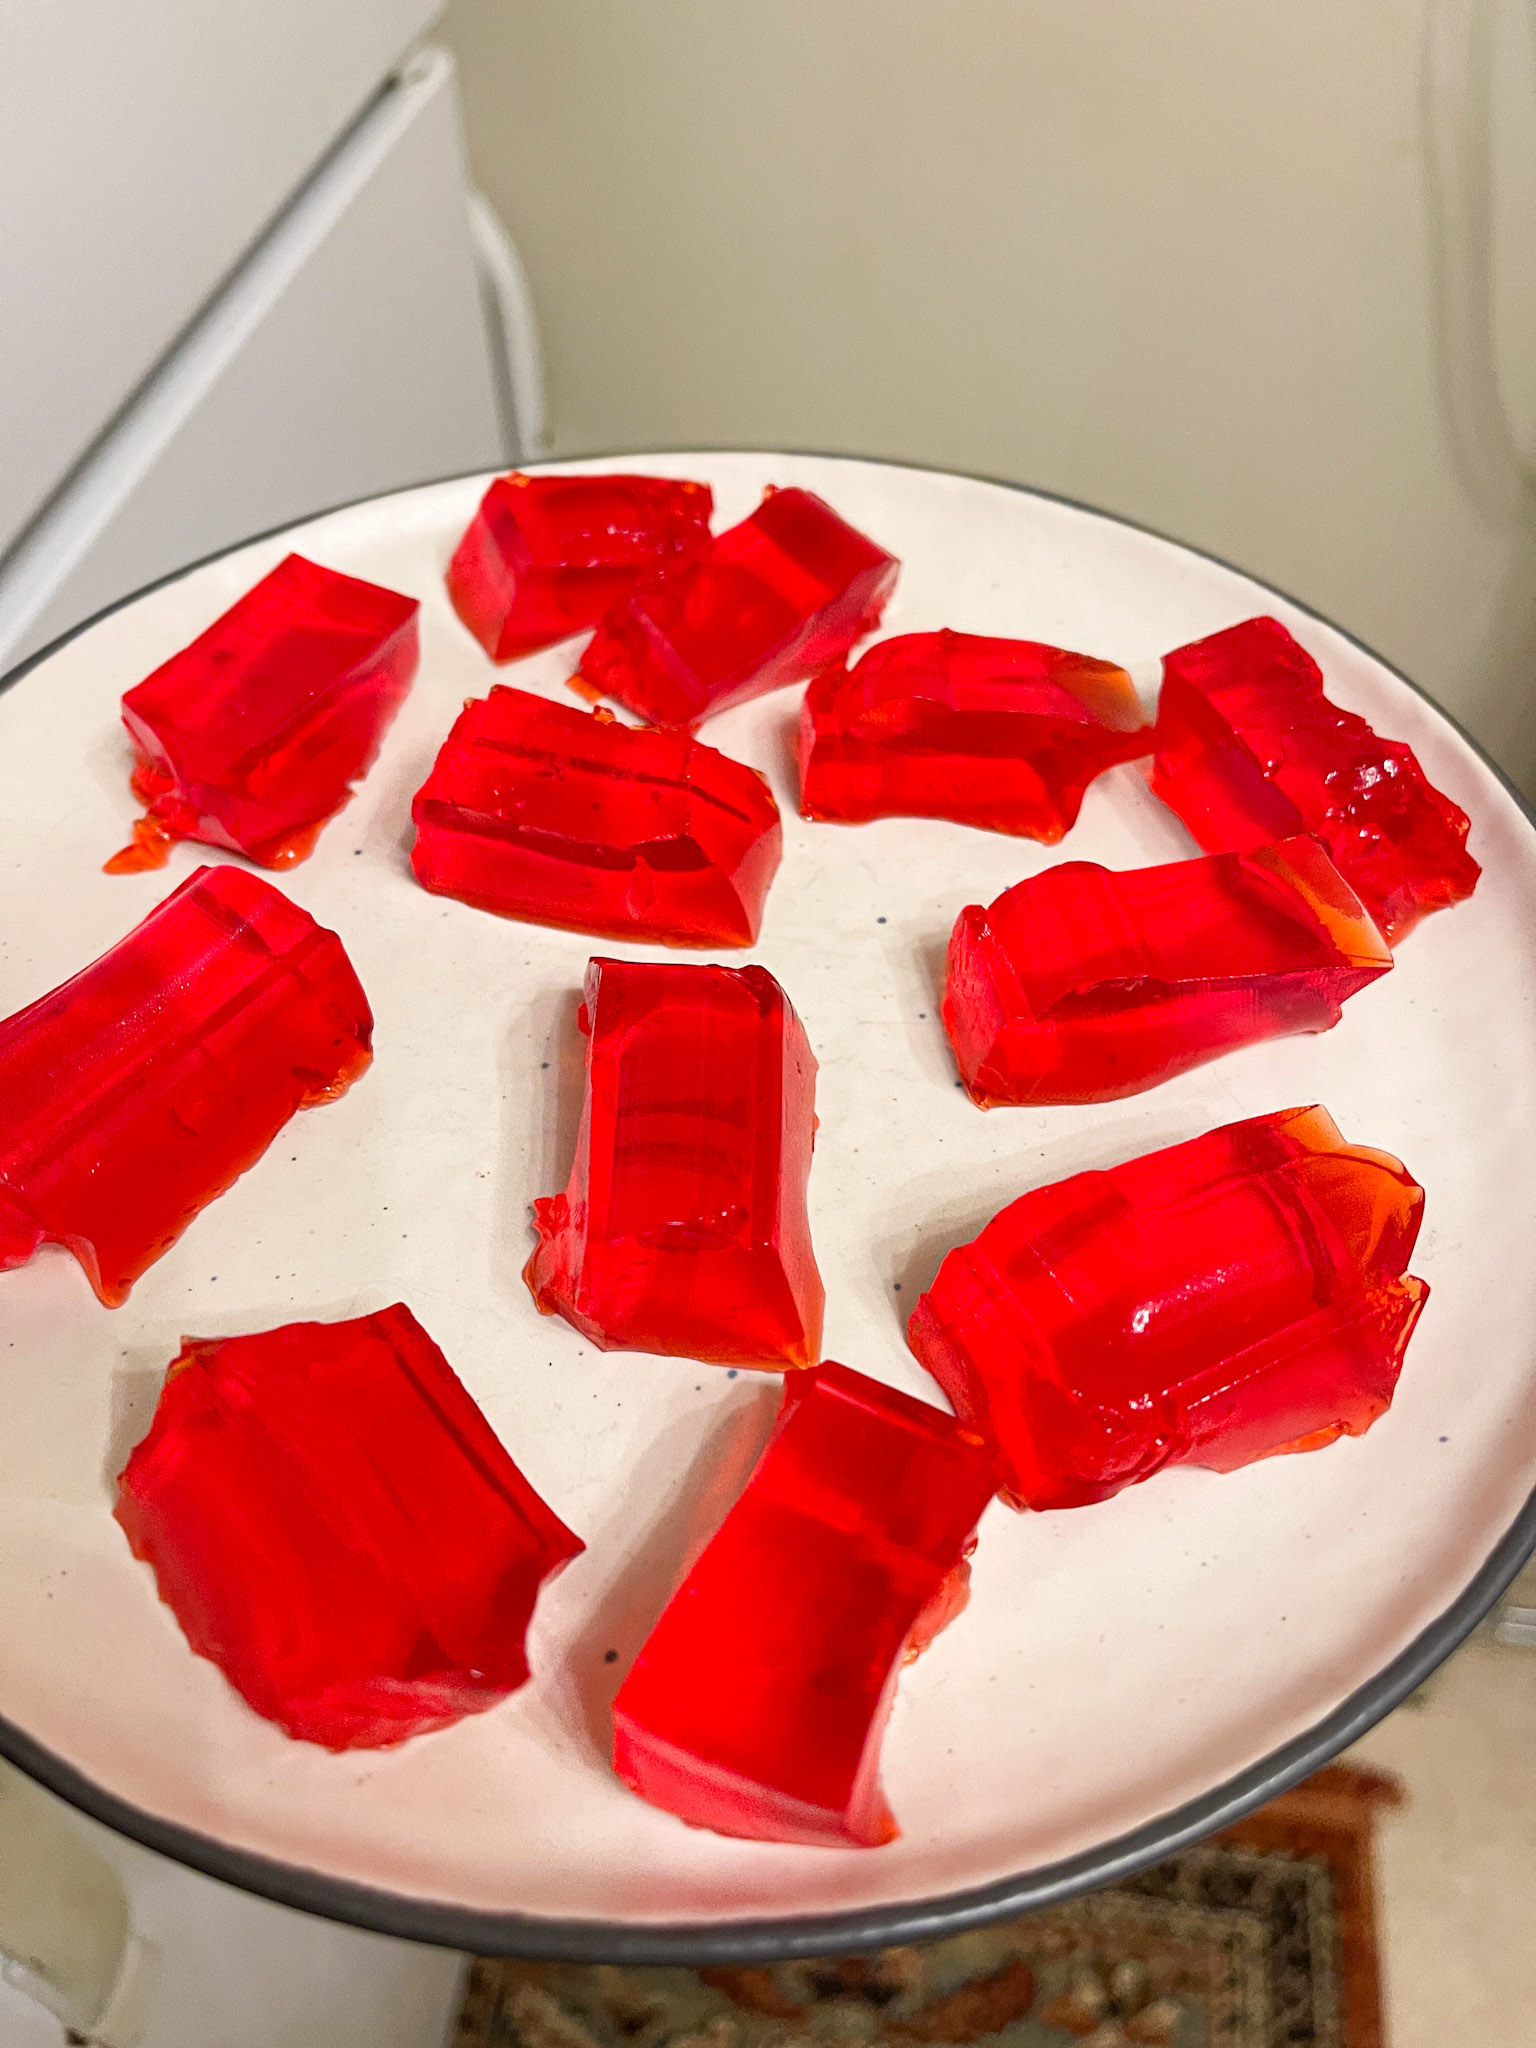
top-left (1, 450), bottom-right (1533, 1966)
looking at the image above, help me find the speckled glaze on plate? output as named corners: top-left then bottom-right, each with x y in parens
top-left (1, 455), bottom-right (1533, 1962)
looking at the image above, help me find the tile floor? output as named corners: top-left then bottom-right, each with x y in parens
top-left (1349, 1580), bottom-right (1536, 2048)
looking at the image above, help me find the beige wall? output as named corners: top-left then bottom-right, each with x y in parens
top-left (442, 0), bottom-right (1536, 790)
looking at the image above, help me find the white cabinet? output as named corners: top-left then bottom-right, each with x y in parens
top-left (0, 46), bottom-right (504, 671)
top-left (0, 0), bottom-right (443, 555)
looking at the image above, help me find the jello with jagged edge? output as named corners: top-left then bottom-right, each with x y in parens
top-left (410, 687), bottom-right (782, 945)
top-left (612, 1360), bottom-right (997, 1847)
top-left (525, 956), bottom-right (823, 1367)
top-left (799, 629), bottom-right (1152, 840)
top-left (447, 471), bottom-right (713, 661)
top-left (1150, 615), bottom-right (1479, 943)
top-left (109, 552), bottom-right (419, 871)
top-left (115, 1305), bottom-right (584, 1749)
top-left (909, 1106), bottom-right (1426, 1510)
top-left (945, 836), bottom-right (1392, 1106)
top-left (578, 486), bottom-right (899, 729)
top-left (0, 865), bottom-right (371, 1305)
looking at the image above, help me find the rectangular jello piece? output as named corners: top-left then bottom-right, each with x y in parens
top-left (525, 956), bottom-right (824, 1368)
top-left (945, 836), bottom-right (1392, 1105)
top-left (410, 687), bottom-right (782, 946)
top-left (446, 471), bottom-right (713, 661)
top-left (115, 1305), bottom-right (584, 1749)
top-left (908, 1107), bottom-right (1426, 1510)
top-left (0, 865), bottom-right (371, 1305)
top-left (110, 551), bottom-right (419, 871)
top-left (799, 629), bottom-right (1152, 840)
top-left (1150, 615), bottom-right (1480, 943)
top-left (612, 1360), bottom-right (997, 1846)
top-left (578, 486), bottom-right (899, 729)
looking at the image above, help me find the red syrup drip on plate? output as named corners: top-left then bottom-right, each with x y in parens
top-left (1149, 615), bottom-right (1480, 943)
top-left (115, 1305), bottom-right (584, 1749)
top-left (0, 864), bottom-right (371, 1304)
top-left (944, 835), bottom-right (1392, 1105)
top-left (410, 686), bottom-right (782, 946)
top-left (798, 629), bottom-right (1152, 840)
top-left (908, 1106), bottom-right (1427, 1511)
top-left (446, 471), bottom-right (714, 661)
top-left (578, 486), bottom-right (899, 730)
top-left (108, 551), bottom-right (419, 871)
top-left (612, 1360), bottom-right (997, 1847)
top-left (525, 955), bottom-right (824, 1368)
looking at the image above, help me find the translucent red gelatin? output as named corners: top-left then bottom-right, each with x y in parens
top-left (908, 1106), bottom-right (1426, 1511)
top-left (612, 1360), bottom-right (996, 1847)
top-left (799, 630), bottom-right (1152, 841)
top-left (108, 552), bottom-right (419, 872)
top-left (0, 865), bottom-right (371, 1305)
top-left (1150, 616), bottom-right (1480, 943)
top-left (446, 471), bottom-right (714, 661)
top-left (945, 835), bottom-right (1392, 1106)
top-left (409, 687), bottom-right (782, 946)
top-left (578, 486), bottom-right (899, 730)
top-left (525, 956), bottom-right (823, 1368)
top-left (115, 1305), bottom-right (583, 1749)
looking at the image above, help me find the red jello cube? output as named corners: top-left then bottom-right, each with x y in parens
top-left (409, 687), bottom-right (782, 946)
top-left (446, 471), bottom-right (714, 661)
top-left (908, 1106), bottom-right (1426, 1510)
top-left (525, 956), bottom-right (823, 1368)
top-left (799, 630), bottom-right (1152, 840)
top-left (115, 1305), bottom-right (583, 1749)
top-left (612, 1360), bottom-right (996, 1847)
top-left (1150, 616), bottom-right (1480, 943)
top-left (578, 486), bottom-right (899, 729)
top-left (945, 836), bottom-right (1392, 1106)
top-left (0, 865), bottom-right (371, 1305)
top-left (109, 552), bottom-right (419, 872)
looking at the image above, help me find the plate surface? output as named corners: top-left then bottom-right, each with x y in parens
top-left (2, 454), bottom-right (1535, 1961)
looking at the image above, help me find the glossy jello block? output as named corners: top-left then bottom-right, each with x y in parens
top-left (0, 865), bottom-right (371, 1305)
top-left (578, 486), bottom-right (899, 729)
top-left (799, 629), bottom-right (1152, 840)
top-left (945, 836), bottom-right (1392, 1106)
top-left (109, 552), bottom-right (419, 871)
top-left (115, 1305), bottom-right (583, 1749)
top-left (410, 687), bottom-right (782, 945)
top-left (909, 1106), bottom-right (1426, 1510)
top-left (612, 1360), bottom-right (996, 1846)
top-left (447, 471), bottom-right (713, 661)
top-left (1150, 616), bottom-right (1480, 943)
top-left (526, 956), bottom-right (823, 1367)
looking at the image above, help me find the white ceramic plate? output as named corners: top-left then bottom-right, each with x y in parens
top-left (2, 454), bottom-right (1534, 1962)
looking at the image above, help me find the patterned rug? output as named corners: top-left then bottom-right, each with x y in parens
top-left (454, 1766), bottom-right (1400, 2048)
